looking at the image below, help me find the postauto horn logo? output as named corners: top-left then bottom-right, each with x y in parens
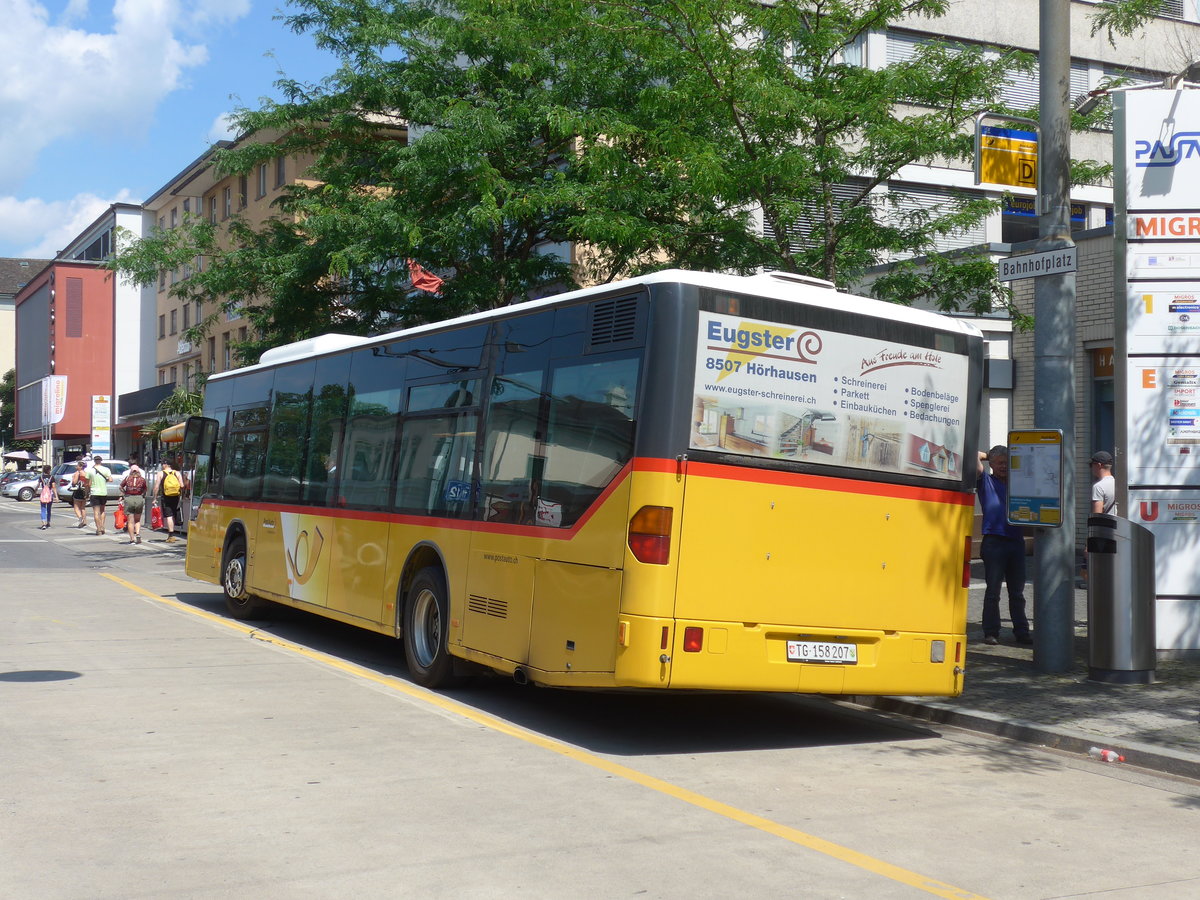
top-left (1134, 132), bottom-right (1200, 168)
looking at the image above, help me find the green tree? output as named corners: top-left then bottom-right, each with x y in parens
top-left (140, 382), bottom-right (207, 444)
top-left (0, 369), bottom-right (41, 453)
top-left (110, 0), bottom-right (1110, 345)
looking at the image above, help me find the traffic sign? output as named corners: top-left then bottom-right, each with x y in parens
top-left (979, 125), bottom-right (1038, 188)
top-left (998, 246), bottom-right (1077, 281)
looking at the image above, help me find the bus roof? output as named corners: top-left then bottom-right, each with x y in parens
top-left (228, 269), bottom-right (983, 379)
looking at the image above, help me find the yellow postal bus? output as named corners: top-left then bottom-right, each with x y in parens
top-left (182, 269), bottom-right (983, 695)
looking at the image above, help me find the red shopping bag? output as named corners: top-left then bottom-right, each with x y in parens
top-left (150, 503), bottom-right (163, 530)
top-left (113, 500), bottom-right (126, 531)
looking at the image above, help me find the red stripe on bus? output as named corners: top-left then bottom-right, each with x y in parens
top-left (634, 457), bottom-right (973, 506)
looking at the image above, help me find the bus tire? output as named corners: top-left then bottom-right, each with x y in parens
top-left (403, 567), bottom-right (457, 688)
top-left (222, 537), bottom-right (268, 619)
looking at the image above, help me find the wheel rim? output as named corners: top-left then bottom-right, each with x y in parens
top-left (411, 587), bottom-right (441, 668)
top-left (19, 488), bottom-right (32, 501)
top-left (225, 554), bottom-right (246, 599)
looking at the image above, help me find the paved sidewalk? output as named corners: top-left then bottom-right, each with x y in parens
top-left (855, 573), bottom-right (1200, 781)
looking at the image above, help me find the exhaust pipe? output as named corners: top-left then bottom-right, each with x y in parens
top-left (512, 666), bottom-right (529, 686)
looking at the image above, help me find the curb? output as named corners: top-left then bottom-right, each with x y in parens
top-left (848, 695), bottom-right (1200, 782)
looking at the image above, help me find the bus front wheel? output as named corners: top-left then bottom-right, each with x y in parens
top-left (223, 537), bottom-right (268, 619)
top-left (404, 567), bottom-right (457, 688)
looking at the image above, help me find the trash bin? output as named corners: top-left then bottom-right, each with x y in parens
top-left (1086, 514), bottom-right (1156, 684)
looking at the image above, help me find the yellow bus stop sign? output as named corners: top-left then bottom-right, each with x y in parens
top-left (979, 125), bottom-right (1038, 188)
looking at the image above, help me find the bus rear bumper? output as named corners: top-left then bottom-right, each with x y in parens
top-left (615, 616), bottom-right (965, 697)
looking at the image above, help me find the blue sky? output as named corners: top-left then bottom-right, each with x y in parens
top-left (0, 0), bottom-right (339, 258)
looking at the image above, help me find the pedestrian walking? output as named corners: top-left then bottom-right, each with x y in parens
top-left (69, 459), bottom-right (90, 527)
top-left (87, 455), bottom-right (113, 535)
top-left (155, 458), bottom-right (184, 543)
top-left (36, 465), bottom-right (55, 530)
top-left (120, 461), bottom-right (149, 544)
top-left (977, 446), bottom-right (1032, 646)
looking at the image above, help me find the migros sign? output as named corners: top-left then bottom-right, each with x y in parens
top-left (1130, 214), bottom-right (1200, 238)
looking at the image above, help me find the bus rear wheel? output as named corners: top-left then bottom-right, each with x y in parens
top-left (403, 567), bottom-right (457, 688)
top-left (223, 537), bottom-right (268, 619)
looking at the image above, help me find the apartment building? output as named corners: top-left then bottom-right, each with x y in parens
top-left (140, 135), bottom-right (318, 395)
top-left (11, 205), bottom-right (150, 462)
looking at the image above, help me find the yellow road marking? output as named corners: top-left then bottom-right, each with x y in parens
top-left (101, 572), bottom-right (987, 900)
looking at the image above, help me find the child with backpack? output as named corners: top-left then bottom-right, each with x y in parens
top-left (36, 465), bottom-right (55, 530)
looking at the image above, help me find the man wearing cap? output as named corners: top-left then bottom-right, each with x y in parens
top-left (1091, 451), bottom-right (1117, 515)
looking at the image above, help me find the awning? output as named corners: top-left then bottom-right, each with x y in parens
top-left (160, 423), bottom-right (186, 443)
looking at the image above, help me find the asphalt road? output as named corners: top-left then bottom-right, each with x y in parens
top-left (2, 496), bottom-right (1199, 899)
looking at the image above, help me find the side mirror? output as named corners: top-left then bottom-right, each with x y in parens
top-left (182, 416), bottom-right (219, 455)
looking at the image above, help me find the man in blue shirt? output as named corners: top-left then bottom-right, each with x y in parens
top-left (977, 446), bottom-right (1032, 645)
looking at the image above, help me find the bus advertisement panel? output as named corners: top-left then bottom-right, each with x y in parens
top-left (692, 312), bottom-right (968, 479)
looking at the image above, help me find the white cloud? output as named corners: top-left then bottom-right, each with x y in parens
top-left (0, 0), bottom-right (253, 193)
top-left (0, 190), bottom-right (137, 258)
top-left (208, 112), bottom-right (239, 144)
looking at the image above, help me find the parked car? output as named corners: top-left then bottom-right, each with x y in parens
top-left (55, 459), bottom-right (130, 504)
top-left (1, 470), bottom-right (37, 491)
top-left (2, 470), bottom-right (43, 502)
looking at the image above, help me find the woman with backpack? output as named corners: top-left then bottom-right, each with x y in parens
top-left (156, 459), bottom-right (183, 544)
top-left (120, 461), bottom-right (149, 545)
top-left (36, 465), bottom-right (55, 530)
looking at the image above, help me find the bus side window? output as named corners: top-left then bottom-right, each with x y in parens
top-left (395, 413), bottom-right (477, 517)
top-left (481, 369), bottom-right (544, 524)
top-left (540, 355), bottom-right (639, 527)
top-left (302, 356), bottom-right (350, 506)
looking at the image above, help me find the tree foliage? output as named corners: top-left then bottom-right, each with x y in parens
top-left (111, 0), bottom-right (1113, 348)
top-left (0, 368), bottom-right (41, 452)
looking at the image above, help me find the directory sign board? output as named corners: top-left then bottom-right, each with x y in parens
top-left (1007, 429), bottom-right (1063, 526)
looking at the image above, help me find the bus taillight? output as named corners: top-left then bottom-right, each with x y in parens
top-left (962, 535), bottom-right (972, 588)
top-left (628, 506), bottom-right (673, 565)
top-left (683, 627), bottom-right (703, 652)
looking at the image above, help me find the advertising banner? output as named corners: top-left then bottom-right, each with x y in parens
top-left (41, 375), bottom-right (67, 426)
top-left (690, 312), bottom-right (969, 480)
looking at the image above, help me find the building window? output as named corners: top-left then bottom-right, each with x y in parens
top-left (158, 270), bottom-right (165, 291)
top-left (159, 369), bottom-right (167, 385)
top-left (208, 337), bottom-right (216, 372)
top-left (275, 156), bottom-right (286, 188)
top-left (158, 216), bottom-right (165, 232)
top-left (182, 363), bottom-right (190, 388)
top-left (170, 366), bottom-right (177, 385)
top-left (183, 198), bottom-right (190, 215)
top-left (158, 314), bottom-right (165, 338)
top-left (170, 309), bottom-right (177, 335)
top-left (223, 187), bottom-right (232, 219)
top-left (170, 207), bottom-right (178, 228)
top-left (239, 175), bottom-right (248, 209)
top-left (209, 197), bottom-right (217, 224)
top-left (257, 164), bottom-right (268, 199)
top-left (238, 325), bottom-right (248, 343)
top-left (183, 304), bottom-right (190, 330)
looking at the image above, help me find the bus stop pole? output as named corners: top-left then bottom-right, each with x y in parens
top-left (1032, 0), bottom-right (1075, 673)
